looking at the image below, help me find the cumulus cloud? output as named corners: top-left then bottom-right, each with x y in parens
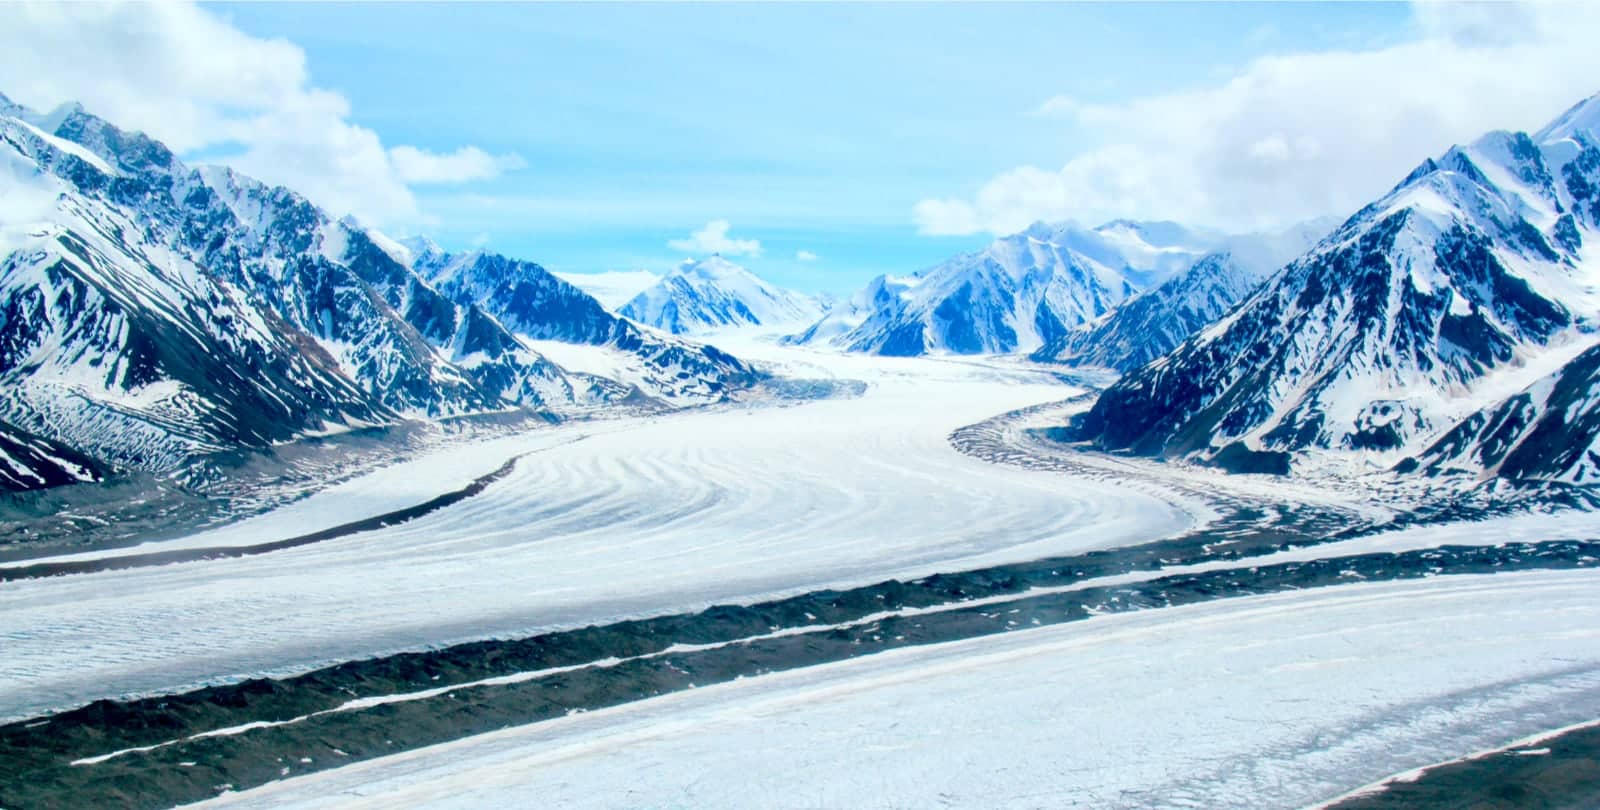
top-left (796, 249), bottom-right (819, 261)
top-left (917, 1), bottom-right (1600, 235)
top-left (668, 219), bottom-right (762, 257)
top-left (0, 1), bottom-right (521, 226)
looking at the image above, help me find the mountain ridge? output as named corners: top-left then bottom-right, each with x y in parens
top-left (790, 219), bottom-right (1321, 357)
top-left (1070, 92), bottom-right (1600, 474)
top-left (619, 255), bottom-right (826, 334)
top-left (0, 94), bottom-right (757, 491)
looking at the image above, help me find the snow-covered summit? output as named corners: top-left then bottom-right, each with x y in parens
top-left (619, 255), bottom-right (826, 334)
top-left (1534, 91), bottom-right (1600, 147)
top-left (393, 235), bottom-right (443, 264)
top-left (791, 219), bottom-right (1306, 357)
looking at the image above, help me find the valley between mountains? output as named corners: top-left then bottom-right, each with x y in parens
top-left (4, 83), bottom-right (1600, 810)
top-left (3, 340), bottom-right (1599, 809)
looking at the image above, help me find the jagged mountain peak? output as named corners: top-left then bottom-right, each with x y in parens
top-left (675, 254), bottom-right (744, 277)
top-left (397, 235), bottom-right (445, 263)
top-left (792, 217), bottom-right (1311, 357)
top-left (1534, 91), bottom-right (1600, 146)
top-left (619, 256), bottom-right (824, 335)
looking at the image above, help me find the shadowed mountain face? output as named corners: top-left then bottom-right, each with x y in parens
top-left (1403, 340), bottom-right (1600, 485)
top-left (0, 418), bottom-right (106, 491)
top-left (1029, 253), bottom-right (1269, 373)
top-left (0, 94), bottom-right (756, 492)
top-left (1072, 94), bottom-right (1600, 472)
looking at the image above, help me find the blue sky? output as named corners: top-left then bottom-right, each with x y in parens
top-left (208, 2), bottom-right (1413, 293)
top-left (7, 3), bottom-right (1593, 296)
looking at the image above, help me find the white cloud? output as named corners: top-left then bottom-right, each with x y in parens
top-left (795, 249), bottom-right (819, 261)
top-left (668, 219), bottom-right (762, 257)
top-left (917, 1), bottom-right (1600, 236)
top-left (1030, 95), bottom-right (1081, 119)
top-left (0, 2), bottom-right (519, 226)
top-left (390, 146), bottom-right (526, 185)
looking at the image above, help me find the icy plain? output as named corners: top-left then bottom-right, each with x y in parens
top-left (196, 568), bottom-right (1600, 810)
top-left (0, 345), bottom-right (1193, 720)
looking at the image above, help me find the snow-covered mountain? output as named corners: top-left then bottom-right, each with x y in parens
top-left (618, 255), bottom-right (826, 334)
top-left (411, 245), bottom-right (759, 401)
top-left (0, 93), bottom-right (757, 491)
top-left (790, 220), bottom-right (1295, 356)
top-left (1029, 220), bottom-right (1332, 371)
top-left (1, 102), bottom-right (398, 477)
top-left (1071, 93), bottom-right (1600, 472)
top-left (1028, 253), bottom-right (1264, 372)
top-left (1402, 340), bottom-right (1600, 485)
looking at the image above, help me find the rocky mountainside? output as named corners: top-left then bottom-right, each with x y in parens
top-left (0, 94), bottom-right (756, 491)
top-left (618, 256), bottom-right (826, 334)
top-left (1071, 93), bottom-right (1600, 473)
top-left (1403, 339), bottom-right (1600, 485)
top-left (0, 418), bottom-right (106, 491)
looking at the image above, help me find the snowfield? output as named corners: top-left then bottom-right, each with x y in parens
top-left (194, 568), bottom-right (1600, 810)
top-left (0, 347), bottom-right (1194, 720)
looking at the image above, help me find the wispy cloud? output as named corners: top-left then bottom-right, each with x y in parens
top-left (796, 249), bottom-right (819, 261)
top-left (390, 146), bottom-right (525, 185)
top-left (1029, 95), bottom-right (1081, 119)
top-left (917, 1), bottom-right (1600, 235)
top-left (668, 219), bottom-right (762, 257)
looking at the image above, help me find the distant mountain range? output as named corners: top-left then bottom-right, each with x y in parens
top-left (0, 93), bottom-right (758, 492)
top-left (787, 219), bottom-right (1324, 359)
top-left (1070, 92), bottom-right (1600, 481)
top-left (1028, 220), bottom-right (1334, 371)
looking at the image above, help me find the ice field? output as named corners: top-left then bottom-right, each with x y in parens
top-left (0, 347), bottom-right (1193, 720)
top-left (195, 568), bottom-right (1600, 810)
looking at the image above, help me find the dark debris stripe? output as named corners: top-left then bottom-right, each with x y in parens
top-left (2, 538), bottom-right (1597, 810)
top-left (1323, 720), bottom-right (1600, 810)
top-left (0, 445), bottom-right (551, 583)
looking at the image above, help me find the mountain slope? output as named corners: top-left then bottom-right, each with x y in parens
top-left (1071, 94), bottom-right (1600, 470)
top-left (1029, 222), bottom-right (1332, 371)
top-left (0, 93), bottom-right (759, 490)
top-left (1403, 340), bottom-right (1600, 484)
top-left (412, 247), bottom-right (760, 402)
top-left (1, 109), bottom-right (398, 473)
top-left (793, 220), bottom-right (1294, 356)
top-left (619, 256), bottom-right (825, 334)
top-left (1027, 253), bottom-right (1263, 373)
top-left (0, 418), bottom-right (106, 492)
